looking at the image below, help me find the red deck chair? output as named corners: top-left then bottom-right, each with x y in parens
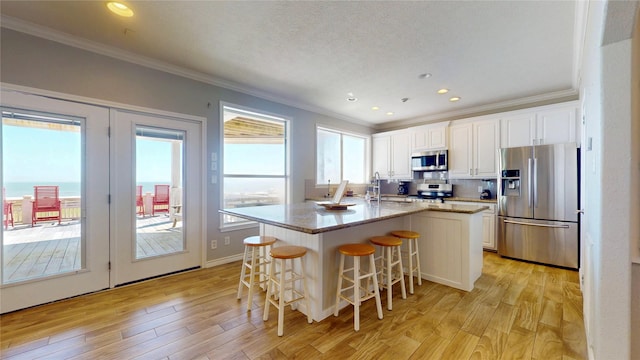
top-left (3, 188), bottom-right (14, 230)
top-left (151, 185), bottom-right (170, 216)
top-left (136, 185), bottom-right (145, 216)
top-left (32, 185), bottom-right (62, 226)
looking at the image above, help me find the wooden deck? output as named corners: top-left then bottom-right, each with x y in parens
top-left (2, 215), bottom-right (182, 284)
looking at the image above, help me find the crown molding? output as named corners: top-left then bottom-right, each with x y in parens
top-left (375, 88), bottom-right (579, 131)
top-left (0, 15), bottom-right (370, 127)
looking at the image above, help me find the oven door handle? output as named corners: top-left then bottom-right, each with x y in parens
top-left (503, 219), bottom-right (570, 229)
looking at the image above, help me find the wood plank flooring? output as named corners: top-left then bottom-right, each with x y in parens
top-left (0, 252), bottom-right (587, 359)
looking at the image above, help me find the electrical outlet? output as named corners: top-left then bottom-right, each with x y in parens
top-left (478, 186), bottom-right (483, 193)
top-left (211, 240), bottom-right (217, 249)
top-left (224, 236), bottom-right (230, 245)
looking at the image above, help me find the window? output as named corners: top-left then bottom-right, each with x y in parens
top-left (316, 127), bottom-right (367, 185)
top-left (221, 104), bottom-right (288, 228)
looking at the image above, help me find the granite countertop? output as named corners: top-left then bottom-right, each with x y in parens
top-left (221, 199), bottom-right (488, 234)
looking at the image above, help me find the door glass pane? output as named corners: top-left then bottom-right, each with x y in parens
top-left (1, 108), bottom-right (84, 284)
top-left (135, 126), bottom-right (184, 260)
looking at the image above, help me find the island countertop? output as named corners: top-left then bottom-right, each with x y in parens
top-left (220, 199), bottom-right (488, 234)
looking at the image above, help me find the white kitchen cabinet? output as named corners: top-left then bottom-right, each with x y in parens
top-left (500, 103), bottom-right (578, 148)
top-left (448, 119), bottom-right (499, 179)
top-left (410, 122), bottom-right (449, 151)
top-left (445, 201), bottom-right (496, 250)
top-left (372, 130), bottom-right (411, 179)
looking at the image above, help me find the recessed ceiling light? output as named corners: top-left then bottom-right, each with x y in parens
top-left (437, 88), bottom-right (449, 94)
top-left (418, 73), bottom-right (432, 79)
top-left (401, 98), bottom-right (409, 103)
top-left (371, 106), bottom-right (380, 111)
top-left (449, 96), bottom-right (461, 102)
top-left (386, 112), bottom-right (394, 116)
top-left (107, 1), bottom-right (134, 17)
top-left (346, 92), bottom-right (358, 102)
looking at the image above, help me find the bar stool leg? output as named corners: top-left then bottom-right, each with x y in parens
top-left (334, 254), bottom-right (344, 317)
top-left (386, 246), bottom-right (393, 310)
top-left (277, 258), bottom-right (286, 336)
top-left (413, 238), bottom-right (422, 286)
top-left (353, 255), bottom-right (361, 331)
top-left (246, 247), bottom-right (259, 311)
top-left (237, 245), bottom-right (250, 300)
top-left (407, 240), bottom-right (415, 294)
top-left (369, 253), bottom-right (383, 320)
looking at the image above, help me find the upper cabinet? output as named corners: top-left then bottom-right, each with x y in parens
top-left (411, 122), bottom-right (449, 151)
top-left (449, 119), bottom-right (499, 179)
top-left (500, 102), bottom-right (579, 148)
top-left (372, 130), bottom-right (412, 180)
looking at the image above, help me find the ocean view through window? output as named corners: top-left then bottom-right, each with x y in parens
top-left (221, 104), bottom-right (289, 228)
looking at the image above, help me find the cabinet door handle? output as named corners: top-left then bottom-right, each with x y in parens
top-left (475, 168), bottom-right (479, 175)
top-left (469, 168), bottom-right (473, 175)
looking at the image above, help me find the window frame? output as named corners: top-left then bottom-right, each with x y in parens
top-left (219, 102), bottom-right (290, 231)
top-left (315, 125), bottom-right (370, 186)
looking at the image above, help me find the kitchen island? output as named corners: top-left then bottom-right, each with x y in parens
top-left (221, 199), bottom-right (487, 321)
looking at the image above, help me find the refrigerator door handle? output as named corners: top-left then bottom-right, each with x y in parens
top-left (533, 158), bottom-right (538, 208)
top-left (528, 158), bottom-right (533, 208)
top-left (503, 219), bottom-right (570, 229)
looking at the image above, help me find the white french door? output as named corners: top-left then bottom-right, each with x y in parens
top-left (110, 110), bottom-right (203, 285)
top-left (0, 90), bottom-right (110, 313)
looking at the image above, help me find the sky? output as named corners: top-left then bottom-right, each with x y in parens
top-left (2, 122), bottom-right (174, 183)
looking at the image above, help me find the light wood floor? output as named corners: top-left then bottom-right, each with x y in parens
top-left (0, 252), bottom-right (587, 359)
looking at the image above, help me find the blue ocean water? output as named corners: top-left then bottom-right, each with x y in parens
top-left (3, 182), bottom-right (168, 198)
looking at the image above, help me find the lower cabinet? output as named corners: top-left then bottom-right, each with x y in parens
top-left (410, 210), bottom-right (484, 291)
top-left (445, 201), bottom-right (496, 250)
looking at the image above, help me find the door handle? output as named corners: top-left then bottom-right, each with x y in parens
top-left (527, 158), bottom-right (532, 208)
top-left (576, 209), bottom-right (584, 214)
top-left (504, 219), bottom-right (570, 229)
top-left (533, 158), bottom-right (538, 208)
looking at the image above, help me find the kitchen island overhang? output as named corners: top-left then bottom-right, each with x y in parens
top-left (220, 200), bottom-right (488, 321)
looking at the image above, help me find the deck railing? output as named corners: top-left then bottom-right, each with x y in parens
top-left (5, 196), bottom-right (82, 225)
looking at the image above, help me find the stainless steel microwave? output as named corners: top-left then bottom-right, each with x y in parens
top-left (411, 150), bottom-right (448, 171)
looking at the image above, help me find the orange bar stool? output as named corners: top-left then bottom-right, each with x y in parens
top-left (263, 245), bottom-right (312, 336)
top-left (334, 243), bottom-right (383, 331)
top-left (237, 236), bottom-right (277, 311)
top-left (370, 236), bottom-right (407, 310)
top-left (390, 230), bottom-right (422, 294)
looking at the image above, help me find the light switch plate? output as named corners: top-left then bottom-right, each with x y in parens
top-left (478, 186), bottom-right (483, 193)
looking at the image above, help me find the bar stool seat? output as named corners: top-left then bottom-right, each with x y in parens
top-left (237, 236), bottom-right (277, 311)
top-left (334, 243), bottom-right (383, 331)
top-left (390, 230), bottom-right (422, 294)
top-left (370, 236), bottom-right (407, 310)
top-left (263, 245), bottom-right (312, 336)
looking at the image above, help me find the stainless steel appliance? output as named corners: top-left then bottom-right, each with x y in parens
top-left (497, 143), bottom-right (579, 269)
top-left (411, 150), bottom-right (447, 171)
top-left (416, 183), bottom-right (453, 199)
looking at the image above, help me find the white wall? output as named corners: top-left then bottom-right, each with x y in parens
top-left (579, 1), bottom-right (638, 359)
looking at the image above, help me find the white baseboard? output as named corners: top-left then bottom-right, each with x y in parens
top-left (205, 253), bottom-right (244, 268)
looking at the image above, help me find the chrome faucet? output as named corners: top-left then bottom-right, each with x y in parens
top-left (373, 172), bottom-right (381, 203)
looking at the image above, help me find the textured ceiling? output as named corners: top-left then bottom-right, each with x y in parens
top-left (0, 1), bottom-right (579, 127)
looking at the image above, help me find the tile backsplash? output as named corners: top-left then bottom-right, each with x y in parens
top-left (305, 177), bottom-right (497, 199)
top-left (448, 178), bottom-right (497, 199)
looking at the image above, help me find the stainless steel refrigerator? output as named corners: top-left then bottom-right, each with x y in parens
top-left (497, 143), bottom-right (579, 269)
